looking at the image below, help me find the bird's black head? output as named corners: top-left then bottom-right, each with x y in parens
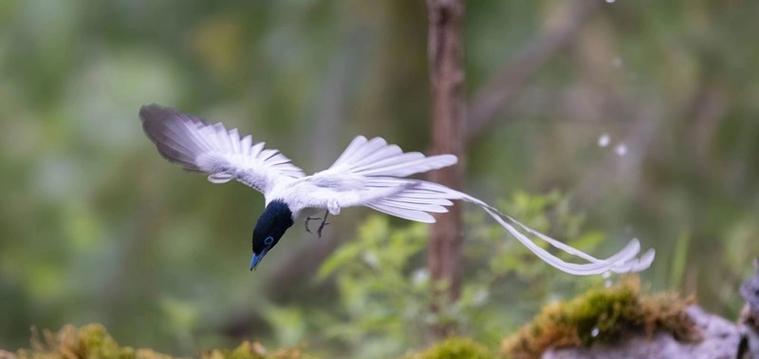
top-left (250, 200), bottom-right (294, 270)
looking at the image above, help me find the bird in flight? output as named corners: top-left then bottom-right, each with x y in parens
top-left (140, 104), bottom-right (654, 274)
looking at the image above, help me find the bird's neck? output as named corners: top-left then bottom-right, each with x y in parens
top-left (255, 200), bottom-right (295, 234)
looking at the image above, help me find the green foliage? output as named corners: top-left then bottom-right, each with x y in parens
top-left (458, 190), bottom-right (609, 344)
top-left (402, 338), bottom-right (495, 359)
top-left (500, 279), bottom-right (699, 359)
top-left (313, 191), bottom-right (608, 358)
top-left (315, 216), bottom-right (431, 358)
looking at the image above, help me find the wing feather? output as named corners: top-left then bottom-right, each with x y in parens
top-left (365, 203), bottom-right (436, 223)
top-left (140, 104), bottom-right (304, 194)
top-left (359, 155), bottom-right (457, 177)
top-left (241, 135), bottom-right (253, 156)
top-left (357, 144), bottom-right (403, 165)
top-left (374, 198), bottom-right (448, 213)
top-left (331, 136), bottom-right (367, 166)
top-left (386, 196), bottom-right (453, 206)
top-left (230, 129), bottom-right (241, 154)
top-left (324, 136), bottom-right (457, 178)
top-left (352, 152), bottom-right (425, 173)
top-left (251, 142), bottom-right (265, 158)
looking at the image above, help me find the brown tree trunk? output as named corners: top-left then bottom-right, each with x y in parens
top-left (426, 0), bottom-right (466, 338)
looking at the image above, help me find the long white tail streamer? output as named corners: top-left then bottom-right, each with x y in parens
top-left (461, 194), bottom-right (655, 276)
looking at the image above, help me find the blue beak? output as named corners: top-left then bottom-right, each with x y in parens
top-left (249, 249), bottom-right (268, 271)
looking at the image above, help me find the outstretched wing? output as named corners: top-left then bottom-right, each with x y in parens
top-left (300, 135), bottom-right (654, 276)
top-left (298, 136), bottom-right (458, 222)
top-left (140, 104), bottom-right (304, 195)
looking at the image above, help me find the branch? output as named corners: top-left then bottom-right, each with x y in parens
top-left (426, 0), bottom-right (466, 338)
top-left (466, 0), bottom-right (601, 143)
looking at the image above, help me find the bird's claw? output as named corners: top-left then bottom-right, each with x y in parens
top-left (305, 211), bottom-right (330, 238)
top-left (304, 216), bottom-right (322, 234)
top-left (317, 221), bottom-right (330, 238)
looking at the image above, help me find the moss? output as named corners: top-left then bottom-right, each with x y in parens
top-left (5, 289), bottom-right (698, 359)
top-left (404, 337), bottom-right (495, 359)
top-left (201, 341), bottom-right (312, 359)
top-left (500, 278), bottom-right (700, 359)
top-left (15, 324), bottom-right (171, 359)
top-left (11, 324), bottom-right (311, 359)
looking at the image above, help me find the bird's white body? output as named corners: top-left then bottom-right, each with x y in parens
top-left (141, 104), bottom-right (655, 276)
top-left (266, 176), bottom-right (351, 217)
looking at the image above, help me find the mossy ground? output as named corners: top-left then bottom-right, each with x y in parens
top-left (2, 280), bottom-right (698, 359)
top-left (7, 324), bottom-right (309, 359)
top-left (402, 338), bottom-right (495, 359)
top-left (3, 325), bottom-right (492, 359)
top-left (500, 278), bottom-right (700, 359)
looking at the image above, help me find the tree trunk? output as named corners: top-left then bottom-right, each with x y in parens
top-left (426, 0), bottom-right (466, 338)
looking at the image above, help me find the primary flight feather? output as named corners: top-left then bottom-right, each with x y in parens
top-left (140, 104), bottom-right (654, 274)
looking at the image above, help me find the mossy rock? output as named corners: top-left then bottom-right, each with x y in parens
top-left (403, 337), bottom-right (495, 359)
top-left (500, 278), bottom-right (700, 359)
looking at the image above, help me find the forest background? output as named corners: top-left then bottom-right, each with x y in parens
top-left (1, 1), bottom-right (758, 358)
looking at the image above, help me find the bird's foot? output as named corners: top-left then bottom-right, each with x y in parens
top-left (317, 211), bottom-right (330, 238)
top-left (304, 216), bottom-right (322, 234)
top-left (317, 221), bottom-right (330, 238)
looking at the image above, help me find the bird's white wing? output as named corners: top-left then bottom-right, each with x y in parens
top-left (140, 104), bottom-right (304, 195)
top-left (300, 135), bottom-right (654, 276)
top-left (298, 136), bottom-right (458, 222)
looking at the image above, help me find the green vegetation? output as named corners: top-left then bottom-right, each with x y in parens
top-left (6, 324), bottom-right (499, 359)
top-left (15, 324), bottom-right (171, 359)
top-left (4, 278), bottom-right (701, 359)
top-left (8, 324), bottom-right (497, 359)
top-left (306, 191), bottom-right (610, 358)
top-left (403, 338), bottom-right (494, 359)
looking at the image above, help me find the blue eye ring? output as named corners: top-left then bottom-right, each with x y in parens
top-left (264, 236), bottom-right (274, 246)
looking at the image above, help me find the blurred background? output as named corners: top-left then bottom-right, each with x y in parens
top-left (1, 0), bottom-right (758, 358)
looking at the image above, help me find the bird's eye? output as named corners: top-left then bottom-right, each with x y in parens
top-left (264, 236), bottom-right (274, 246)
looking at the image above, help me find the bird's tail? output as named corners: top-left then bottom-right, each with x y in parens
top-left (411, 181), bottom-right (655, 276)
top-left (469, 196), bottom-right (655, 275)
